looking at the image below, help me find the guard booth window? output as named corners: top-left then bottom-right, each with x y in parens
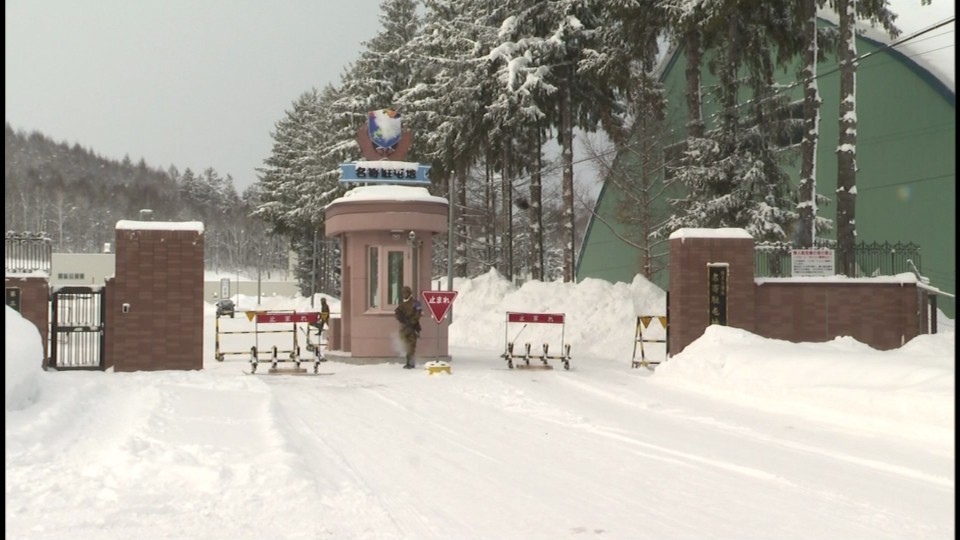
top-left (369, 246), bottom-right (407, 309)
top-left (369, 246), bottom-right (379, 308)
top-left (387, 251), bottom-right (404, 305)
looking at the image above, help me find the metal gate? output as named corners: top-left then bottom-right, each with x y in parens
top-left (50, 286), bottom-right (105, 370)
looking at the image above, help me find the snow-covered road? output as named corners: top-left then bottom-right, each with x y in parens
top-left (6, 347), bottom-right (953, 540)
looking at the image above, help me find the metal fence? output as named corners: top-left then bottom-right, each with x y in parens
top-left (5, 231), bottom-right (52, 274)
top-left (755, 240), bottom-right (922, 278)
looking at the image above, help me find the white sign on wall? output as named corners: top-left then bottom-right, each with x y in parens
top-left (791, 249), bottom-right (835, 277)
top-left (220, 278), bottom-right (231, 298)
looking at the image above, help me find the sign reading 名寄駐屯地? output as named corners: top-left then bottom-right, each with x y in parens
top-left (791, 248), bottom-right (835, 277)
top-left (338, 160), bottom-right (431, 185)
top-left (707, 263), bottom-right (728, 326)
top-left (421, 290), bottom-right (458, 322)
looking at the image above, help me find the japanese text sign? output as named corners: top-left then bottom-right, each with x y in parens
top-left (421, 290), bottom-right (458, 322)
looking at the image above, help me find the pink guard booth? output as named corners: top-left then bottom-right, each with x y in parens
top-left (324, 185), bottom-right (451, 364)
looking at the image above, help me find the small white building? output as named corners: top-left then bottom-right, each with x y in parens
top-left (50, 249), bottom-right (300, 301)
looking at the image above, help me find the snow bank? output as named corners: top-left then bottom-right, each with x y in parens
top-left (653, 325), bottom-right (955, 444)
top-left (5, 306), bottom-right (44, 411)
top-left (449, 268), bottom-right (666, 362)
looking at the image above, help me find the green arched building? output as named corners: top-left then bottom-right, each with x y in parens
top-left (576, 7), bottom-right (955, 317)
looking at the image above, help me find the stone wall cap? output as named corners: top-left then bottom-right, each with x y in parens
top-left (116, 220), bottom-right (204, 232)
top-left (756, 273), bottom-right (921, 285)
top-left (669, 228), bottom-right (753, 240)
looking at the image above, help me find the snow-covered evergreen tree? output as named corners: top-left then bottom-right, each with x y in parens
top-left (254, 88), bottom-right (327, 235)
top-left (487, 0), bottom-right (635, 282)
top-left (396, 0), bottom-right (501, 278)
top-left (659, 1), bottom-right (801, 242)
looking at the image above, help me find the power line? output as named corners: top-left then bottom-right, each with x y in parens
top-left (499, 16), bottom-right (956, 191)
top-left (858, 173), bottom-right (953, 192)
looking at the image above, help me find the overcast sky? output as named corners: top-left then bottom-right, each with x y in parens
top-left (5, 0), bottom-right (385, 192)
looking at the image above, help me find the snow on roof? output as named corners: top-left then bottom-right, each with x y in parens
top-left (326, 185), bottom-right (448, 208)
top-left (756, 272), bottom-right (921, 285)
top-left (4, 270), bottom-right (50, 278)
top-left (818, 0), bottom-right (955, 92)
top-left (115, 220), bottom-right (204, 232)
top-left (353, 160), bottom-right (421, 170)
top-left (668, 228), bottom-right (754, 240)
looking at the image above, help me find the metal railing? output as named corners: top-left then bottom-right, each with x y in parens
top-left (5, 231), bottom-right (52, 274)
top-left (755, 240), bottom-right (921, 278)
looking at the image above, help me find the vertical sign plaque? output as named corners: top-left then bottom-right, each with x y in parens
top-left (220, 278), bottom-right (231, 299)
top-left (707, 263), bottom-right (728, 325)
top-left (6, 287), bottom-right (22, 313)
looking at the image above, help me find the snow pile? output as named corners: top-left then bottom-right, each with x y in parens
top-left (5, 306), bottom-right (44, 411)
top-left (449, 268), bottom-right (666, 362)
top-left (653, 324), bottom-right (955, 444)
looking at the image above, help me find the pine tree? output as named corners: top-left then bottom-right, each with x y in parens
top-left (487, 0), bottom-right (632, 282)
top-left (797, 0), bottom-right (824, 247)
top-left (831, 0), bottom-right (898, 273)
top-left (254, 88), bottom-right (326, 235)
top-left (397, 0), bottom-right (502, 279)
top-left (336, 0), bottom-right (421, 114)
top-left (659, 0), bottom-right (800, 242)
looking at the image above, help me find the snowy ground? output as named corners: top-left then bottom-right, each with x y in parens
top-left (5, 271), bottom-right (955, 540)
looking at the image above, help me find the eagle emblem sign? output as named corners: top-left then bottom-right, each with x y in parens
top-left (357, 108), bottom-right (413, 161)
top-left (369, 109), bottom-right (403, 151)
top-left (340, 106), bottom-right (429, 185)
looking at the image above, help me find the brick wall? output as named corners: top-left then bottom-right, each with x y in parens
top-left (669, 232), bottom-right (930, 355)
top-left (755, 281), bottom-right (923, 350)
top-left (108, 227), bottom-right (204, 371)
top-left (4, 277), bottom-right (49, 366)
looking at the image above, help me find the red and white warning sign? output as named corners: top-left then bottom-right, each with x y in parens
top-left (254, 311), bottom-right (320, 324)
top-left (421, 290), bottom-right (458, 322)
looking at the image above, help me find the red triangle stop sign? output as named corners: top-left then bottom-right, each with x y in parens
top-left (421, 290), bottom-right (459, 322)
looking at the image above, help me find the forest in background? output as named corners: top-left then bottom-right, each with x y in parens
top-left (4, 121), bottom-right (594, 295)
top-left (4, 118), bottom-right (594, 295)
top-left (4, 123), bottom-right (293, 282)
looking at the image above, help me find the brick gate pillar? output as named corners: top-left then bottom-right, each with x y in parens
top-left (668, 228), bottom-right (757, 355)
top-left (108, 221), bottom-right (204, 371)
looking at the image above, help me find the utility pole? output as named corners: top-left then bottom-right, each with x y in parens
top-left (311, 228), bottom-right (318, 308)
top-left (447, 175), bottom-right (455, 291)
top-left (256, 247), bottom-right (262, 306)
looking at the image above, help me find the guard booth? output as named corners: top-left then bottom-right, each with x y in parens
top-left (324, 185), bottom-right (451, 363)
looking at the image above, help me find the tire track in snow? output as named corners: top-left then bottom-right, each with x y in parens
top-left (553, 374), bottom-right (954, 490)
top-left (262, 377), bottom-right (445, 538)
top-left (467, 370), bottom-right (952, 538)
top-left (368, 372), bottom-right (729, 539)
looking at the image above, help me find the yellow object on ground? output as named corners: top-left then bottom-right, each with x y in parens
top-left (425, 361), bottom-right (451, 375)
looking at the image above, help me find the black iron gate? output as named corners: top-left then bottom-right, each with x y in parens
top-left (50, 286), bottom-right (105, 370)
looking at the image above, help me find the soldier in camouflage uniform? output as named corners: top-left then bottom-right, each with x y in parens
top-left (394, 286), bottom-right (422, 369)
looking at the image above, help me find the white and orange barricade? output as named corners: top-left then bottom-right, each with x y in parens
top-left (500, 311), bottom-right (571, 370)
top-left (214, 309), bottom-right (325, 373)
